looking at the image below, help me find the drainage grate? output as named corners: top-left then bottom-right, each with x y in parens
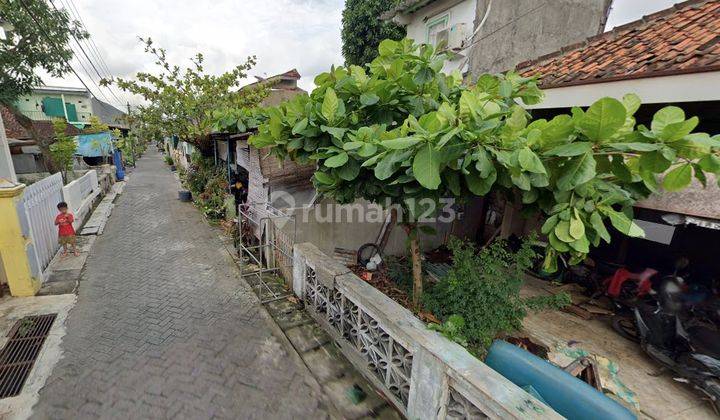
top-left (0, 314), bottom-right (57, 398)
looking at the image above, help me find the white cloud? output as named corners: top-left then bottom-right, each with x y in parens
top-left (41, 0), bottom-right (346, 107)
top-left (46, 0), bottom-right (686, 109)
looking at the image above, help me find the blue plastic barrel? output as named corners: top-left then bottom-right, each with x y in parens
top-left (485, 340), bottom-right (636, 420)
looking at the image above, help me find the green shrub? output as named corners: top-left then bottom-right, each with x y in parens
top-left (178, 152), bottom-right (231, 219)
top-left (423, 236), bottom-right (570, 357)
top-left (164, 155), bottom-right (174, 165)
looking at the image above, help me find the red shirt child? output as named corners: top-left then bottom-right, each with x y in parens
top-left (55, 202), bottom-right (79, 256)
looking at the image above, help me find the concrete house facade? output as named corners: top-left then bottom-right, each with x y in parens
top-left (382, 0), bottom-right (612, 77)
top-left (15, 86), bottom-right (127, 129)
top-left (382, 0), bottom-right (478, 73)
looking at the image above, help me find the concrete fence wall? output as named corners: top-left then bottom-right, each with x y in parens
top-left (292, 242), bottom-right (561, 419)
top-left (62, 169), bottom-right (100, 230)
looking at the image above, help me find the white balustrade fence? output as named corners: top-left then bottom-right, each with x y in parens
top-left (293, 243), bottom-right (562, 420)
top-left (19, 173), bottom-right (64, 273)
top-left (62, 170), bottom-right (100, 230)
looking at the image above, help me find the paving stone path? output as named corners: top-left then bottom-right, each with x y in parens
top-left (32, 151), bottom-right (331, 419)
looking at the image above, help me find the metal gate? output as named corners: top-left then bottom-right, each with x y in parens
top-left (237, 202), bottom-right (296, 303)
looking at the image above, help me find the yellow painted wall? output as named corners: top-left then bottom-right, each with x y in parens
top-left (0, 184), bottom-right (41, 296)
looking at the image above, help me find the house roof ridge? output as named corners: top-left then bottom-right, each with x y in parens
top-left (516, 0), bottom-right (720, 87)
top-left (516, 0), bottom-right (715, 71)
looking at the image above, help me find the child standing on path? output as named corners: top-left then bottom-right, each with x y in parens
top-left (55, 202), bottom-right (79, 257)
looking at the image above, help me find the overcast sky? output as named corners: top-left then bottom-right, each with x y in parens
top-left (42, 0), bottom-right (684, 109)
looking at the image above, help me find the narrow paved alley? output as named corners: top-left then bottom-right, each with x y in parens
top-left (31, 151), bottom-right (330, 419)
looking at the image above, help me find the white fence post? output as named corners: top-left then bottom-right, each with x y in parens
top-left (20, 173), bottom-right (64, 272)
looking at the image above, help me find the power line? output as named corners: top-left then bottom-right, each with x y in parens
top-left (60, 0), bottom-right (114, 79)
top-left (47, 0), bottom-right (126, 108)
top-left (16, 0), bottom-right (109, 110)
top-left (63, 0), bottom-right (113, 77)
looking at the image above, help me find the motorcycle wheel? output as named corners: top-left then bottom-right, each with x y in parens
top-left (612, 315), bottom-right (640, 343)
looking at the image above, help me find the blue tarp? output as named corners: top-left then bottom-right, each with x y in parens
top-left (75, 132), bottom-right (114, 157)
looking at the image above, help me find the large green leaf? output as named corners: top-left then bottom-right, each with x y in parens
top-left (660, 117), bottom-right (698, 142)
top-left (622, 93), bottom-right (641, 116)
top-left (569, 236), bottom-right (590, 253)
top-left (698, 155), bottom-right (720, 174)
top-left (413, 144), bottom-right (441, 189)
top-left (291, 118), bottom-right (308, 135)
top-left (474, 147), bottom-right (494, 177)
top-left (321, 88), bottom-right (339, 123)
top-left (557, 152), bottom-right (596, 191)
top-left (324, 152), bottom-right (349, 168)
top-left (314, 171), bottom-right (335, 185)
top-left (603, 208), bottom-right (644, 238)
top-left (378, 39), bottom-right (398, 56)
top-left (662, 163), bottom-right (692, 192)
top-left (357, 143), bottom-right (378, 157)
top-left (651, 106), bottom-right (684, 133)
top-left (465, 169), bottom-right (496, 196)
top-left (544, 142), bottom-right (592, 157)
top-left (639, 150), bottom-right (672, 173)
top-left (269, 117), bottom-right (284, 139)
top-left (320, 125), bottom-right (347, 140)
top-left (360, 92), bottom-right (380, 106)
top-left (337, 158), bottom-right (360, 181)
top-left (518, 148), bottom-right (546, 174)
top-left (590, 211), bottom-right (611, 243)
top-left (343, 141), bottom-right (364, 151)
top-left (579, 98), bottom-right (627, 141)
top-left (381, 136), bottom-right (422, 150)
top-left (569, 211), bottom-right (585, 240)
top-left (554, 220), bottom-right (574, 243)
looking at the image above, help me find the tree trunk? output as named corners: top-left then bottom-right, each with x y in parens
top-left (403, 224), bottom-right (423, 309)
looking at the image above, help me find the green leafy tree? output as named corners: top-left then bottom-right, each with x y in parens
top-left (102, 37), bottom-right (268, 149)
top-left (83, 115), bottom-right (109, 134)
top-left (250, 38), bottom-right (719, 307)
top-left (341, 0), bottom-right (405, 66)
top-left (49, 118), bottom-right (76, 182)
top-left (0, 0), bottom-right (88, 104)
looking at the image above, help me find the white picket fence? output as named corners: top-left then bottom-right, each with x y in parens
top-left (18, 170), bottom-right (100, 276)
top-left (20, 173), bottom-right (64, 272)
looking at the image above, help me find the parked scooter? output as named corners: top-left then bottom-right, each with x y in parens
top-left (614, 275), bottom-right (720, 413)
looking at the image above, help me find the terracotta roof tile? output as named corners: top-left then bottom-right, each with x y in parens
top-left (2, 105), bottom-right (81, 142)
top-left (517, 0), bottom-right (720, 88)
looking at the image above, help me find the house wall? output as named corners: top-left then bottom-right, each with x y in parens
top-left (15, 91), bottom-right (93, 124)
top-left (400, 0), bottom-right (476, 73)
top-left (468, 0), bottom-right (611, 76)
top-left (11, 153), bottom-right (44, 174)
top-left (281, 197), bottom-right (455, 257)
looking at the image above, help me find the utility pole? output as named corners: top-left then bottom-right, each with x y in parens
top-left (126, 102), bottom-right (136, 167)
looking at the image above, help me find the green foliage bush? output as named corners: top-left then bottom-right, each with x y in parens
top-left (341, 0), bottom-right (406, 66)
top-left (423, 237), bottom-right (571, 357)
top-left (184, 153), bottom-right (229, 219)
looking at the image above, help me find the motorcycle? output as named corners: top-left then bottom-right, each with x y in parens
top-left (613, 276), bottom-right (720, 413)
